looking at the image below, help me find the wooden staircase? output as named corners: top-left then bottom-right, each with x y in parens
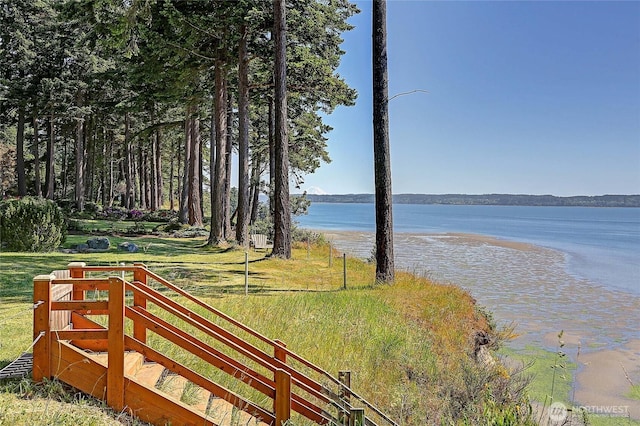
top-left (32, 263), bottom-right (398, 426)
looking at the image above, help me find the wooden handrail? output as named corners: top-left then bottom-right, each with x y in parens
top-left (39, 263), bottom-right (398, 426)
top-left (126, 282), bottom-right (334, 424)
top-left (124, 336), bottom-right (275, 424)
top-left (139, 266), bottom-right (397, 425)
top-left (125, 306), bottom-right (277, 398)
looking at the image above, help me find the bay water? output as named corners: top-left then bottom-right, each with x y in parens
top-left (296, 203), bottom-right (640, 350)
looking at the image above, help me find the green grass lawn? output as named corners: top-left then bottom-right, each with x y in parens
top-left (1, 222), bottom-right (536, 425)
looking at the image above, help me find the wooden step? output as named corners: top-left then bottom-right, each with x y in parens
top-left (75, 349), bottom-right (270, 425)
top-left (134, 362), bottom-right (165, 388)
top-left (124, 352), bottom-right (144, 376)
top-left (157, 371), bottom-right (189, 402)
top-left (83, 351), bottom-right (144, 377)
top-left (190, 385), bottom-right (211, 413)
top-left (138, 367), bottom-right (270, 426)
top-left (206, 396), bottom-right (270, 426)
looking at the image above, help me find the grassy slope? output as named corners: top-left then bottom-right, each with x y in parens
top-left (1, 227), bottom-right (530, 425)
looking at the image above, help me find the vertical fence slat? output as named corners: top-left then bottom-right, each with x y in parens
top-left (339, 371), bottom-right (352, 425)
top-left (275, 368), bottom-right (291, 426)
top-left (274, 339), bottom-right (287, 364)
top-left (349, 408), bottom-right (365, 426)
top-left (133, 263), bottom-right (147, 344)
top-left (107, 277), bottom-right (125, 411)
top-left (33, 274), bottom-right (54, 382)
top-left (68, 262), bottom-right (86, 300)
top-left (68, 262), bottom-right (86, 331)
top-left (51, 284), bottom-right (73, 330)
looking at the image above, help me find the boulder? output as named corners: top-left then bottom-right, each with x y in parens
top-left (74, 243), bottom-right (89, 253)
top-left (87, 237), bottom-right (110, 250)
top-left (118, 242), bottom-right (139, 253)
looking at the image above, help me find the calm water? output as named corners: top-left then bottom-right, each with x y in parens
top-left (297, 203), bottom-right (640, 349)
top-left (297, 203), bottom-right (640, 295)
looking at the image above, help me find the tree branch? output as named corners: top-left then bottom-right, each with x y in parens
top-left (166, 40), bottom-right (217, 61)
top-left (127, 120), bottom-right (184, 142)
top-left (388, 89), bottom-right (429, 101)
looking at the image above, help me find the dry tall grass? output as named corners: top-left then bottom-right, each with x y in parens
top-left (1, 235), bottom-right (533, 425)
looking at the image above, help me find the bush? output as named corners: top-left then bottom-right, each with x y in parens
top-left (143, 209), bottom-right (178, 223)
top-left (101, 206), bottom-right (128, 221)
top-left (0, 197), bottom-right (67, 252)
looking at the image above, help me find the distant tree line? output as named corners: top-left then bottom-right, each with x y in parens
top-left (0, 0), bottom-right (358, 256)
top-left (305, 193), bottom-right (640, 207)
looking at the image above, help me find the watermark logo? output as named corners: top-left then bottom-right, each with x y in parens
top-left (548, 402), bottom-right (568, 423)
top-left (548, 402), bottom-right (630, 423)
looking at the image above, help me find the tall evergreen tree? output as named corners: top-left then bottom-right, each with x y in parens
top-left (236, 23), bottom-right (250, 247)
top-left (372, 0), bottom-right (394, 283)
top-left (272, 0), bottom-right (291, 258)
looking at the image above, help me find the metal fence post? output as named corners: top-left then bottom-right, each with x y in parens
top-left (245, 251), bottom-right (249, 296)
top-left (343, 253), bottom-right (347, 289)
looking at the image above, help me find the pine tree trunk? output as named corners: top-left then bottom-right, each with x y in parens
top-left (84, 116), bottom-right (94, 202)
top-left (45, 112), bottom-right (55, 199)
top-left (33, 114), bottom-right (42, 197)
top-left (199, 122), bottom-right (204, 221)
top-left (155, 127), bottom-right (163, 209)
top-left (62, 130), bottom-right (68, 198)
top-left (268, 97), bottom-right (275, 219)
top-left (224, 93), bottom-right (233, 238)
top-left (188, 107), bottom-right (203, 226)
top-left (249, 154), bottom-right (262, 224)
top-left (207, 100), bottom-right (216, 244)
top-left (179, 106), bottom-right (191, 223)
top-left (149, 107), bottom-right (157, 210)
top-left (124, 113), bottom-right (133, 209)
top-left (169, 136), bottom-right (175, 211)
top-left (272, 0), bottom-right (292, 258)
top-left (372, 0), bottom-right (395, 283)
top-left (236, 23), bottom-right (251, 246)
top-left (210, 61), bottom-right (228, 244)
top-left (75, 116), bottom-right (85, 211)
top-left (107, 130), bottom-right (114, 206)
top-left (16, 106), bottom-right (26, 196)
top-left (99, 127), bottom-right (106, 206)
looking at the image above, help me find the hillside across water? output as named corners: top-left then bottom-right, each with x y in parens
top-left (303, 193), bottom-right (640, 207)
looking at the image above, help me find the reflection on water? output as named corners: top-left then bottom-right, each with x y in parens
top-left (323, 231), bottom-right (640, 352)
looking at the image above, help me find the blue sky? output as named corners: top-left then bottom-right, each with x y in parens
top-left (300, 0), bottom-right (640, 196)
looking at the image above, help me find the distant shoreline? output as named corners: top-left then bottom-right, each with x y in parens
top-left (302, 193), bottom-right (640, 207)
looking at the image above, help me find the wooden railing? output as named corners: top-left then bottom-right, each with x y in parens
top-left (33, 262), bottom-right (398, 426)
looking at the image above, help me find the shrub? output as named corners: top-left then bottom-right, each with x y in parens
top-left (0, 197), bottom-right (67, 252)
top-left (143, 209), bottom-right (178, 222)
top-left (153, 220), bottom-right (184, 234)
top-left (102, 206), bottom-right (128, 221)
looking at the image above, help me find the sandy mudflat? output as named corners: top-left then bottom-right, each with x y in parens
top-left (573, 339), bottom-right (640, 420)
top-left (317, 230), bottom-right (640, 420)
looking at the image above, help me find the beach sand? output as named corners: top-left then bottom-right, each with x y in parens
top-left (573, 339), bottom-right (640, 420)
top-left (318, 230), bottom-right (640, 420)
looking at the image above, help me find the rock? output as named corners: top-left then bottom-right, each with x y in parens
top-left (474, 330), bottom-right (496, 368)
top-left (74, 243), bottom-right (89, 253)
top-left (118, 242), bottom-right (139, 253)
top-left (87, 237), bottom-right (110, 250)
top-left (476, 345), bottom-right (496, 368)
